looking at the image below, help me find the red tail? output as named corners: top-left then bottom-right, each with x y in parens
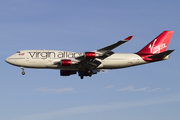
top-left (137, 31), bottom-right (173, 54)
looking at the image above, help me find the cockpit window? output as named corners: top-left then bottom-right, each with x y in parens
top-left (16, 51), bottom-right (20, 53)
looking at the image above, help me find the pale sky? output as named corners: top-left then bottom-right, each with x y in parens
top-left (1, 0), bottom-right (180, 120)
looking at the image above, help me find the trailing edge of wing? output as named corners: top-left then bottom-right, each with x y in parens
top-left (147, 50), bottom-right (174, 59)
top-left (96, 36), bottom-right (133, 54)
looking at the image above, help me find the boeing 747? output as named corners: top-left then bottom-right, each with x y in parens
top-left (5, 31), bottom-right (174, 79)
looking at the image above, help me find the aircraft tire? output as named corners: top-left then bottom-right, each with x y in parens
top-left (22, 72), bottom-right (25, 75)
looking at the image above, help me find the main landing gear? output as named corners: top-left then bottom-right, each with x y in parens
top-left (80, 76), bottom-right (84, 79)
top-left (21, 67), bottom-right (25, 75)
top-left (78, 70), bottom-right (92, 79)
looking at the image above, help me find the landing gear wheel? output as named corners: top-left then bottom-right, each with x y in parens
top-left (80, 76), bottom-right (84, 79)
top-left (22, 71), bottom-right (25, 75)
top-left (21, 67), bottom-right (25, 75)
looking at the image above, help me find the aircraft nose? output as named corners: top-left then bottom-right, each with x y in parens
top-left (5, 57), bottom-right (15, 65)
top-left (5, 57), bottom-right (10, 63)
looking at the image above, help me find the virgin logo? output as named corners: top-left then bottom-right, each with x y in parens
top-left (149, 39), bottom-right (167, 54)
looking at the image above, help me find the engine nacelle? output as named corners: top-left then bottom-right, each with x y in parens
top-left (60, 70), bottom-right (76, 76)
top-left (85, 52), bottom-right (100, 59)
top-left (61, 59), bottom-right (71, 66)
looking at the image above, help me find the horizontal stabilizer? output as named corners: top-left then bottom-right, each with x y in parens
top-left (147, 50), bottom-right (174, 59)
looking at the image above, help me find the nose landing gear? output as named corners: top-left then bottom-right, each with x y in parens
top-left (21, 67), bottom-right (25, 75)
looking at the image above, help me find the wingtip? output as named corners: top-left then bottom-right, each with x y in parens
top-left (124, 36), bottom-right (133, 41)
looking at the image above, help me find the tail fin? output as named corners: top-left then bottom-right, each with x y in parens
top-left (137, 31), bottom-right (173, 54)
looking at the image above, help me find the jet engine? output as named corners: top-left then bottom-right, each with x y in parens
top-left (61, 59), bottom-right (71, 66)
top-left (84, 52), bottom-right (100, 59)
top-left (60, 59), bottom-right (78, 66)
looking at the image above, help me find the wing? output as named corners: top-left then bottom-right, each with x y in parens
top-left (53, 36), bottom-right (133, 78)
top-left (76, 36), bottom-right (133, 61)
top-left (75, 36), bottom-right (133, 69)
top-left (96, 35), bottom-right (133, 54)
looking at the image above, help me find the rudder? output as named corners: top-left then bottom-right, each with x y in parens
top-left (137, 31), bottom-right (173, 54)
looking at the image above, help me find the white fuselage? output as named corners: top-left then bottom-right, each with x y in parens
top-left (5, 50), bottom-right (149, 70)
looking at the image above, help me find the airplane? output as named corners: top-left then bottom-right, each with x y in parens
top-left (5, 31), bottom-right (174, 79)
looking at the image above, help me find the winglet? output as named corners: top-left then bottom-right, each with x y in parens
top-left (124, 36), bottom-right (133, 41)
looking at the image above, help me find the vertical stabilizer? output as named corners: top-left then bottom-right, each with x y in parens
top-left (137, 31), bottom-right (173, 54)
